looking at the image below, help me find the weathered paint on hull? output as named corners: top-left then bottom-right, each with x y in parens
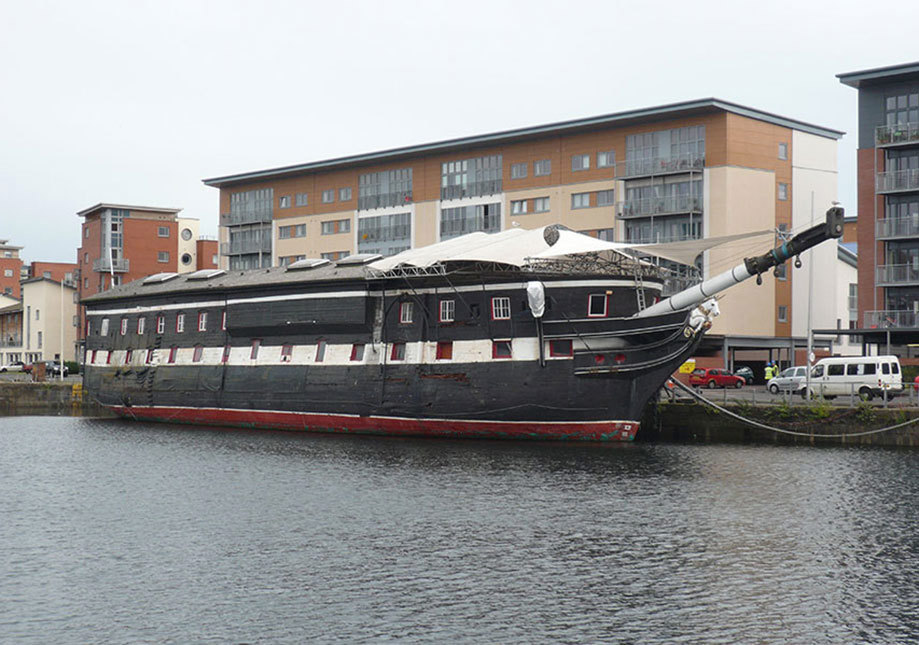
top-left (108, 405), bottom-right (639, 441)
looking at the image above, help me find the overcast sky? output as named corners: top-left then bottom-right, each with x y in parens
top-left (2, 0), bottom-right (917, 263)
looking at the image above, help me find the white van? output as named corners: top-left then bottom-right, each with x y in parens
top-left (807, 355), bottom-right (903, 400)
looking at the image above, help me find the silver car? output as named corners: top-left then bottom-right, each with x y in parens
top-left (767, 366), bottom-right (808, 394)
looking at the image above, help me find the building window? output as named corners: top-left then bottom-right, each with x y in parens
top-left (250, 339), bottom-right (261, 360)
top-left (278, 224), bottom-right (306, 239)
top-left (441, 155), bottom-right (502, 200)
top-left (534, 159), bottom-right (551, 176)
top-left (192, 345), bottom-right (204, 363)
top-left (492, 340), bottom-right (512, 359)
top-left (491, 296), bottom-right (511, 320)
top-left (588, 294), bottom-right (608, 317)
top-left (572, 193), bottom-right (591, 209)
top-left (597, 190), bottom-right (615, 207)
top-left (778, 143), bottom-right (788, 160)
top-left (315, 339), bottom-right (327, 362)
top-left (37, 331), bottom-right (42, 349)
top-left (439, 299), bottom-right (455, 323)
top-left (157, 226), bottom-right (170, 237)
top-left (350, 343), bottom-right (365, 361)
top-left (597, 151), bottom-right (615, 168)
top-left (36, 309), bottom-right (40, 321)
top-left (571, 154), bottom-right (590, 171)
top-left (281, 344), bottom-right (293, 362)
top-left (884, 92), bottom-right (919, 127)
top-left (321, 251), bottom-right (348, 261)
top-left (168, 346), bottom-right (178, 364)
top-left (279, 195), bottom-right (291, 208)
top-left (222, 345), bottom-right (231, 363)
top-left (322, 189), bottom-right (335, 203)
top-left (156, 315), bottom-right (165, 334)
top-left (84, 227), bottom-right (89, 238)
top-left (3, 269), bottom-right (11, 277)
top-left (84, 252), bottom-right (89, 264)
top-left (390, 342), bottom-right (406, 361)
top-left (358, 168), bottom-right (413, 210)
top-left (100, 318), bottom-right (109, 336)
top-left (435, 341), bottom-right (453, 360)
top-left (399, 301), bottom-right (413, 324)
top-left (176, 313), bottom-right (185, 333)
top-left (778, 183), bottom-right (788, 201)
top-left (511, 199), bottom-right (528, 215)
top-left (339, 187), bottom-right (352, 202)
top-left (533, 197), bottom-right (550, 213)
top-left (357, 212), bottom-right (411, 256)
top-left (549, 339), bottom-right (573, 357)
top-left (198, 312), bottom-right (207, 332)
top-left (321, 219), bottom-right (351, 235)
top-left (440, 203), bottom-right (501, 240)
top-left (83, 278), bottom-right (89, 289)
top-left (295, 193), bottom-right (308, 207)
top-left (775, 263), bottom-right (786, 280)
top-left (511, 162), bottom-right (528, 179)
top-left (158, 251), bottom-right (169, 263)
top-left (778, 305), bottom-right (788, 323)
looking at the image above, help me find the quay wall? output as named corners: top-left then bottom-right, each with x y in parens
top-left (0, 382), bottom-right (112, 418)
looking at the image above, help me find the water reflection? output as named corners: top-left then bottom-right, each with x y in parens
top-left (1, 418), bottom-right (918, 643)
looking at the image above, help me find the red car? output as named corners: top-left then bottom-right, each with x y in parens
top-left (689, 368), bottom-right (744, 389)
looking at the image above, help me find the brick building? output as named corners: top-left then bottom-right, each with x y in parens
top-left (0, 239), bottom-right (24, 298)
top-left (26, 261), bottom-right (78, 286)
top-left (204, 99), bottom-right (846, 359)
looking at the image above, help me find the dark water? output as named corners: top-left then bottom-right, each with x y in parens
top-left (2, 418), bottom-right (918, 644)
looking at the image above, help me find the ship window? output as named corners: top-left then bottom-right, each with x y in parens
top-left (350, 343), bottom-right (365, 362)
top-left (436, 341), bottom-right (453, 360)
top-left (100, 318), bottom-right (109, 336)
top-left (157, 315), bottom-right (165, 334)
top-left (281, 344), bottom-right (293, 362)
top-left (106, 351), bottom-right (112, 365)
top-left (137, 317), bottom-right (145, 334)
top-left (493, 340), bottom-right (513, 359)
top-left (222, 345), bottom-right (231, 363)
top-left (198, 312), bottom-right (207, 332)
top-left (145, 349), bottom-right (154, 364)
top-left (91, 349), bottom-right (97, 364)
top-left (221, 310), bottom-right (227, 331)
top-left (588, 294), bottom-right (608, 317)
top-left (399, 302), bottom-right (413, 324)
top-left (124, 349), bottom-right (133, 364)
top-left (491, 297), bottom-right (511, 320)
top-left (176, 313), bottom-right (185, 333)
top-left (193, 345), bottom-right (204, 362)
top-left (315, 340), bottom-right (327, 362)
top-left (250, 339), bottom-right (261, 360)
top-left (391, 342), bottom-right (406, 361)
top-left (120, 318), bottom-right (128, 336)
top-left (439, 299), bottom-right (455, 323)
top-left (168, 346), bottom-right (178, 363)
top-left (549, 339), bottom-right (573, 357)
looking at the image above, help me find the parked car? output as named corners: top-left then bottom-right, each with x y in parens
top-left (767, 366), bottom-right (808, 394)
top-left (807, 355), bottom-right (902, 401)
top-left (43, 361), bottom-right (69, 377)
top-left (689, 368), bottom-right (744, 389)
top-left (734, 366), bottom-right (754, 385)
top-left (0, 360), bottom-right (26, 373)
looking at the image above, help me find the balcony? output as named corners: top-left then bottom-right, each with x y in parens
top-left (876, 215), bottom-right (919, 240)
top-left (220, 211), bottom-right (273, 227)
top-left (92, 257), bottom-right (130, 273)
top-left (0, 340), bottom-right (23, 348)
top-left (617, 153), bottom-right (704, 179)
top-left (221, 239), bottom-right (272, 256)
top-left (864, 310), bottom-right (919, 329)
top-left (876, 122), bottom-right (919, 148)
top-left (617, 195), bottom-right (702, 219)
top-left (876, 263), bottom-right (919, 286)
top-left (876, 169), bottom-right (919, 194)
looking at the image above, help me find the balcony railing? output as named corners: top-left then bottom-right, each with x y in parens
top-left (617, 195), bottom-right (702, 219)
top-left (220, 211), bottom-right (273, 227)
top-left (876, 215), bottom-right (919, 240)
top-left (0, 340), bottom-right (23, 348)
top-left (625, 232), bottom-right (703, 245)
top-left (618, 153), bottom-right (705, 178)
top-left (876, 263), bottom-right (919, 286)
top-left (864, 310), bottom-right (919, 328)
top-left (876, 122), bottom-right (919, 147)
top-left (876, 169), bottom-right (919, 194)
top-left (92, 257), bottom-right (130, 273)
top-left (221, 239), bottom-right (272, 256)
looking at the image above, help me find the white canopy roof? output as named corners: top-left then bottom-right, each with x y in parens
top-left (367, 226), bottom-right (773, 272)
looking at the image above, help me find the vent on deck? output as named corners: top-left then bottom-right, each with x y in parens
top-left (186, 269), bottom-right (227, 281)
top-left (336, 253), bottom-right (383, 266)
top-left (286, 258), bottom-right (331, 271)
top-left (143, 272), bottom-right (179, 285)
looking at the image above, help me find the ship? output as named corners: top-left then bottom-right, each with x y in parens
top-left (80, 207), bottom-right (844, 440)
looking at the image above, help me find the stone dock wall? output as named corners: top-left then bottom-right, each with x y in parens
top-left (0, 382), bottom-right (113, 418)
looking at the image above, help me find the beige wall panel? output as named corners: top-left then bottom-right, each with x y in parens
top-left (413, 201), bottom-right (439, 248)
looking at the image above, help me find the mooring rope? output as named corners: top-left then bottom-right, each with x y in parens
top-left (667, 378), bottom-right (919, 438)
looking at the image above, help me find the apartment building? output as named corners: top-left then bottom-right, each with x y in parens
top-left (0, 239), bottom-right (24, 298)
top-left (19, 277), bottom-right (78, 364)
top-left (204, 99), bottom-right (843, 347)
top-left (838, 62), bottom-right (919, 331)
top-left (26, 261), bottom-right (78, 286)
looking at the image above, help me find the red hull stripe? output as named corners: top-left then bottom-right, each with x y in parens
top-left (108, 405), bottom-right (639, 441)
